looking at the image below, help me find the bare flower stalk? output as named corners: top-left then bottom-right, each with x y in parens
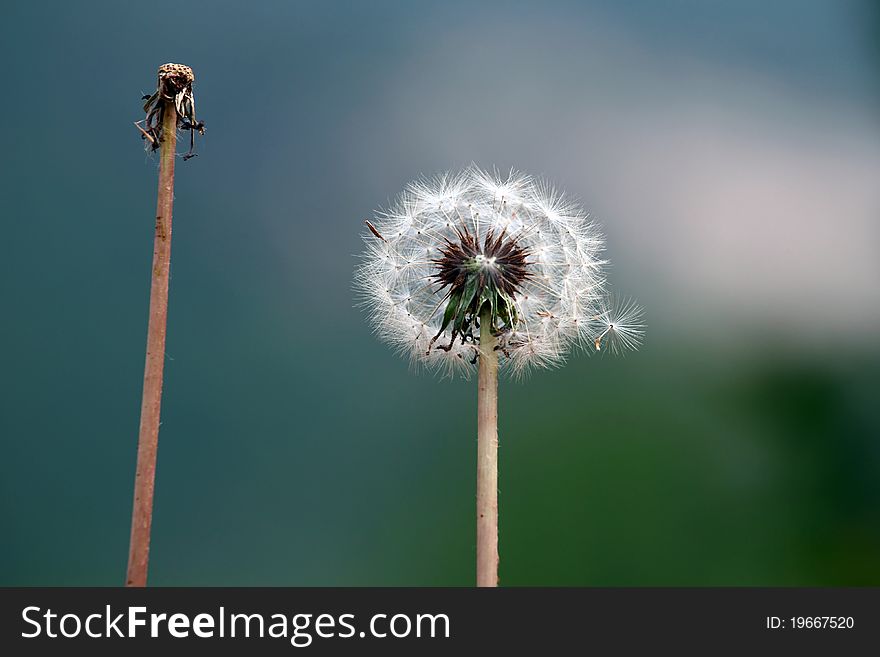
top-left (476, 304), bottom-right (499, 587)
top-left (126, 62), bottom-right (204, 587)
top-left (126, 100), bottom-right (177, 587)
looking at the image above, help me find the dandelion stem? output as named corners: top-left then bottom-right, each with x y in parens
top-left (126, 97), bottom-right (177, 587)
top-left (476, 303), bottom-right (499, 586)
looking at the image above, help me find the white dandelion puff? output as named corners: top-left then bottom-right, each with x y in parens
top-left (355, 166), bottom-right (642, 376)
top-left (355, 165), bottom-right (644, 585)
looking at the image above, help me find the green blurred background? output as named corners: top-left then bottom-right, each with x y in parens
top-left (1, 0), bottom-right (878, 585)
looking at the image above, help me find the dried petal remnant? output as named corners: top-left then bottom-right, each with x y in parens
top-left (138, 63), bottom-right (205, 160)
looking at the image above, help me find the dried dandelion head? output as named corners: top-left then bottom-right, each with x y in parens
top-left (138, 62), bottom-right (205, 159)
top-left (356, 166), bottom-right (643, 376)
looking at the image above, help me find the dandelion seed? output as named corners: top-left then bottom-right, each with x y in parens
top-left (592, 295), bottom-right (645, 354)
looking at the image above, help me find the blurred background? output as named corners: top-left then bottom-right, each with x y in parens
top-left (1, 0), bottom-right (878, 585)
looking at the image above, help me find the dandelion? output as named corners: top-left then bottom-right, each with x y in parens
top-left (127, 63), bottom-right (204, 587)
top-left (356, 166), bottom-right (643, 586)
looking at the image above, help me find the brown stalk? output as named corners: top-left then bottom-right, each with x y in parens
top-left (126, 95), bottom-right (178, 587)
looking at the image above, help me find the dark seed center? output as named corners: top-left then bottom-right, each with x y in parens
top-left (427, 224), bottom-right (532, 354)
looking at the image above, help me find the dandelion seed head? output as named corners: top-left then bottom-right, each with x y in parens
top-left (356, 166), bottom-right (643, 376)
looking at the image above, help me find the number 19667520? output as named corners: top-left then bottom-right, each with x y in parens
top-left (766, 616), bottom-right (854, 629)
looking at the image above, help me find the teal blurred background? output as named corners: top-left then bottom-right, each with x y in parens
top-left (1, 0), bottom-right (878, 585)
